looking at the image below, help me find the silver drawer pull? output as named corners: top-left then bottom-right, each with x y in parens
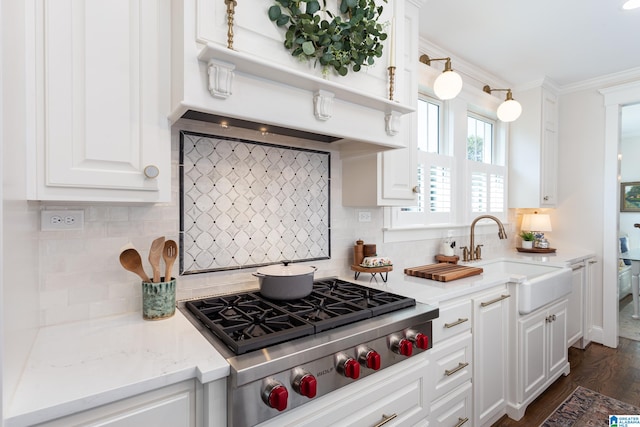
top-left (454, 417), bottom-right (469, 427)
top-left (445, 362), bottom-right (469, 376)
top-left (373, 413), bottom-right (397, 427)
top-left (444, 318), bottom-right (469, 328)
top-left (480, 294), bottom-right (510, 307)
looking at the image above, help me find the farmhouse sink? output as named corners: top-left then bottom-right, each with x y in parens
top-left (474, 259), bottom-right (572, 314)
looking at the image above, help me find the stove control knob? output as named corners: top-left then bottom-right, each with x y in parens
top-left (292, 370), bottom-right (317, 399)
top-left (357, 346), bottom-right (381, 370)
top-left (406, 330), bottom-right (429, 350)
top-left (336, 353), bottom-right (360, 379)
top-left (390, 335), bottom-right (413, 357)
top-left (262, 380), bottom-right (288, 412)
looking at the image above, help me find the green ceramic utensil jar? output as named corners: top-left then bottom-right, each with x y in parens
top-left (142, 277), bottom-right (176, 320)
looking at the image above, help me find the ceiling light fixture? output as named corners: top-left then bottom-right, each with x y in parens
top-left (419, 54), bottom-right (463, 100)
top-left (483, 85), bottom-right (523, 122)
top-left (623, 0), bottom-right (640, 10)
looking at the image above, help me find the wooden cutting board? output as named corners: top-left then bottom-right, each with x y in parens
top-left (404, 263), bottom-right (483, 282)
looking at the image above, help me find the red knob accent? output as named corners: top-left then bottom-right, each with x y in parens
top-left (298, 375), bottom-right (317, 398)
top-left (414, 333), bottom-right (429, 350)
top-left (268, 385), bottom-right (288, 412)
top-left (344, 358), bottom-right (360, 379)
top-left (394, 338), bottom-right (413, 357)
top-left (366, 351), bottom-right (381, 370)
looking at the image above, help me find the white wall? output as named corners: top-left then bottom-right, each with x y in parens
top-left (553, 85), bottom-right (617, 339)
top-left (2, 0), bottom-right (40, 413)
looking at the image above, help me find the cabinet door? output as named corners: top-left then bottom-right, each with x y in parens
top-left (518, 311), bottom-right (547, 403)
top-left (37, 380), bottom-right (198, 427)
top-left (548, 301), bottom-right (568, 379)
top-left (473, 289), bottom-right (509, 425)
top-left (31, 0), bottom-right (171, 202)
top-left (567, 262), bottom-right (585, 347)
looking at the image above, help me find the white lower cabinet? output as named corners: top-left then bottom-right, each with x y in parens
top-left (428, 297), bottom-right (473, 426)
top-left (35, 380), bottom-right (202, 427)
top-left (472, 287), bottom-right (510, 427)
top-left (258, 354), bottom-right (431, 427)
top-left (507, 299), bottom-right (570, 420)
top-left (566, 261), bottom-right (586, 347)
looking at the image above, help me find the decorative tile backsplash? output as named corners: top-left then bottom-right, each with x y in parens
top-left (180, 131), bottom-right (331, 274)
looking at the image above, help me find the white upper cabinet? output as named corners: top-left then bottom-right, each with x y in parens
top-left (27, 0), bottom-right (171, 202)
top-left (508, 84), bottom-right (558, 208)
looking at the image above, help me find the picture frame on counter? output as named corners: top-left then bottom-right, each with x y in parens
top-left (621, 181), bottom-right (640, 212)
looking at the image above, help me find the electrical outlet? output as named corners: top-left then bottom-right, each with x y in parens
top-left (358, 211), bottom-right (372, 222)
top-left (41, 210), bottom-right (84, 231)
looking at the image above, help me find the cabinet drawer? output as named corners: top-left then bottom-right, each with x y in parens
top-left (433, 300), bottom-right (472, 343)
top-left (430, 333), bottom-right (472, 401)
top-left (430, 381), bottom-right (472, 427)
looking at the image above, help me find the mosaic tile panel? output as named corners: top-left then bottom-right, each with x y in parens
top-left (179, 131), bottom-right (331, 274)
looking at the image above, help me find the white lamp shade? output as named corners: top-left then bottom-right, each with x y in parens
top-left (497, 99), bottom-right (522, 122)
top-left (433, 70), bottom-right (463, 100)
top-left (521, 214), bottom-right (552, 232)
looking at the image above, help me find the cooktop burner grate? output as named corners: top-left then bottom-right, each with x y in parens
top-left (185, 278), bottom-right (416, 355)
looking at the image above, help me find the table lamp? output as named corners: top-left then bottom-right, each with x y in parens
top-left (521, 213), bottom-right (552, 248)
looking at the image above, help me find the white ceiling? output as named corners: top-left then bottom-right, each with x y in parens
top-left (418, 0), bottom-right (640, 88)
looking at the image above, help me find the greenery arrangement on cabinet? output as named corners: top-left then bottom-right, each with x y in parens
top-left (268, 0), bottom-right (388, 76)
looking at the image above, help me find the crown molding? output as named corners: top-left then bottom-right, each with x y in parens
top-left (561, 67), bottom-right (640, 95)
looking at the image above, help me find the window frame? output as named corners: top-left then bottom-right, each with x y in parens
top-left (385, 82), bottom-right (509, 241)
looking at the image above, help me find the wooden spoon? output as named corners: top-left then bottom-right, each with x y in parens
top-left (119, 248), bottom-right (151, 282)
top-left (163, 240), bottom-right (178, 281)
top-left (149, 236), bottom-right (165, 283)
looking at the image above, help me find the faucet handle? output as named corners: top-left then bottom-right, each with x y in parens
top-left (474, 244), bottom-right (483, 260)
top-left (461, 246), bottom-right (470, 262)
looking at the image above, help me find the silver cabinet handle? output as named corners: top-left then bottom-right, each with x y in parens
top-left (373, 413), bottom-right (397, 427)
top-left (571, 264), bottom-right (584, 271)
top-left (455, 417), bottom-right (469, 427)
top-left (444, 318), bottom-right (469, 328)
top-left (412, 186), bottom-right (419, 193)
top-left (543, 195), bottom-right (549, 201)
top-left (589, 259), bottom-right (598, 264)
top-left (445, 362), bottom-right (469, 376)
top-left (480, 294), bottom-right (510, 307)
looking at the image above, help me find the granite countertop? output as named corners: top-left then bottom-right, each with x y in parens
top-left (5, 248), bottom-right (595, 426)
top-left (5, 311), bottom-right (230, 427)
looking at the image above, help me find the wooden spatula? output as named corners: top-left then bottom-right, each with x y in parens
top-left (163, 240), bottom-right (178, 281)
top-left (119, 248), bottom-right (151, 282)
top-left (148, 236), bottom-right (165, 282)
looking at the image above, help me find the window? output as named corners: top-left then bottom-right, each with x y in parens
top-left (466, 114), bottom-right (506, 216)
top-left (395, 96), bottom-right (454, 227)
top-left (389, 93), bottom-right (507, 231)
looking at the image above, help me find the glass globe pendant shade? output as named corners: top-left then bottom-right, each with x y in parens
top-left (623, 0), bottom-right (640, 10)
top-left (497, 98), bottom-right (522, 122)
top-left (434, 70), bottom-right (463, 100)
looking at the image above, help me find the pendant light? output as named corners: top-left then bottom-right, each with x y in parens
top-left (419, 54), bottom-right (463, 100)
top-left (483, 85), bottom-right (522, 122)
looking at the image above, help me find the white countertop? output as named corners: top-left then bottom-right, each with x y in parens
top-left (5, 248), bottom-right (594, 426)
top-left (5, 311), bottom-right (230, 427)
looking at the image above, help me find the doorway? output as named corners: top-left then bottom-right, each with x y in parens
top-left (602, 82), bottom-right (640, 348)
top-left (618, 103), bottom-right (640, 341)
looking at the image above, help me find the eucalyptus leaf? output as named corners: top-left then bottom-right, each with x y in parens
top-left (302, 41), bottom-right (316, 55)
top-left (268, 6), bottom-right (282, 21)
top-left (306, 1), bottom-right (320, 14)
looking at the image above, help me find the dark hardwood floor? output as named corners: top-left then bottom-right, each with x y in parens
top-left (492, 299), bottom-right (640, 426)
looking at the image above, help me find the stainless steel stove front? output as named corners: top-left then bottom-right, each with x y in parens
top-left (226, 303), bottom-right (438, 427)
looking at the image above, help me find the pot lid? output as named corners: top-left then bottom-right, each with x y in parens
top-left (256, 261), bottom-right (315, 276)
